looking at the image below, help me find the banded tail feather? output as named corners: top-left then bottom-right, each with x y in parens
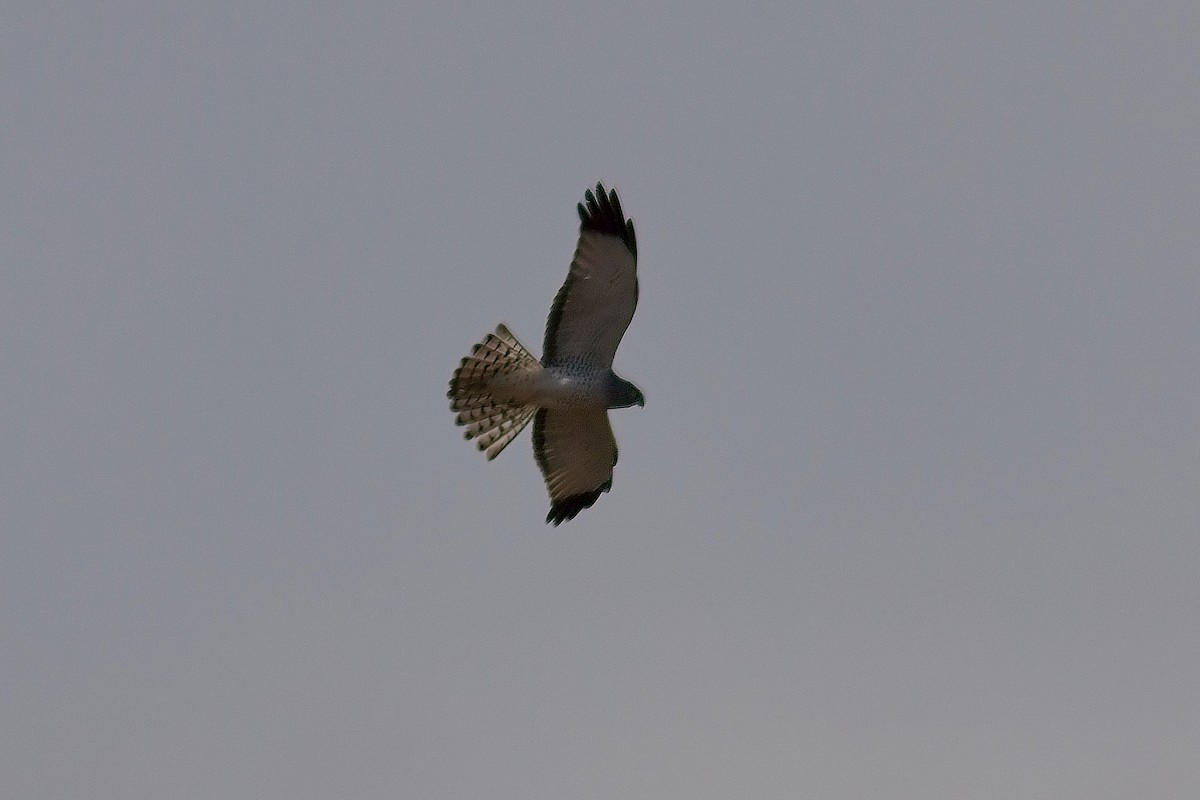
top-left (447, 324), bottom-right (541, 460)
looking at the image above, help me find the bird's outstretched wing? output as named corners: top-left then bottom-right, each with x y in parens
top-left (532, 408), bottom-right (618, 525)
top-left (542, 183), bottom-right (638, 367)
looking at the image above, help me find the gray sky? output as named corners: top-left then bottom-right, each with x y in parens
top-left (3, 3), bottom-right (1198, 798)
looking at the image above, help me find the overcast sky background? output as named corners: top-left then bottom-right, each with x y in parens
top-left (3, 3), bottom-right (1198, 798)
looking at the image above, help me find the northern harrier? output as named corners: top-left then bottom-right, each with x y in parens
top-left (447, 183), bottom-right (643, 524)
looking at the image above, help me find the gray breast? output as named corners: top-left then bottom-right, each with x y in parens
top-left (539, 361), bottom-right (610, 410)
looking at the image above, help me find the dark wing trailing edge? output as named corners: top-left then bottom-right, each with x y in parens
top-left (542, 183), bottom-right (639, 367)
top-left (532, 408), bottom-right (619, 525)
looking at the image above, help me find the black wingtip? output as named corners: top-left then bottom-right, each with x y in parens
top-left (577, 182), bottom-right (637, 260)
top-left (544, 480), bottom-right (613, 526)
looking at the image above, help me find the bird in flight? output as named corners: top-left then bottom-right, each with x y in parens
top-left (448, 183), bottom-right (644, 525)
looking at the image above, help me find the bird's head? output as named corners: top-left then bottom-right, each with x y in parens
top-left (609, 375), bottom-right (644, 409)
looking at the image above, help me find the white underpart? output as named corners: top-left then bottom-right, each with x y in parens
top-left (487, 365), bottom-right (609, 410)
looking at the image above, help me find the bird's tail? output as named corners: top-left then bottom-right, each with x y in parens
top-left (448, 324), bottom-right (541, 460)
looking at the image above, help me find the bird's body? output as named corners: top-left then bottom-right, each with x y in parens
top-left (484, 362), bottom-right (607, 409)
top-left (447, 183), bottom-right (643, 524)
